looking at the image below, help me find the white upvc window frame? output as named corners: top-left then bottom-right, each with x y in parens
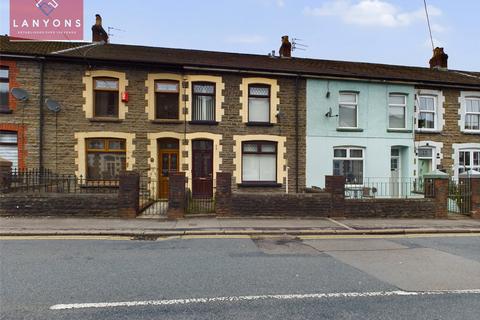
top-left (333, 146), bottom-right (364, 185)
top-left (417, 95), bottom-right (437, 130)
top-left (458, 91), bottom-right (480, 133)
top-left (338, 92), bottom-right (358, 129)
top-left (388, 93), bottom-right (407, 129)
top-left (452, 143), bottom-right (480, 180)
top-left (415, 90), bottom-right (444, 132)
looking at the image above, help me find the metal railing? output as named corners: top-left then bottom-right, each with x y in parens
top-left (185, 188), bottom-right (216, 214)
top-left (344, 177), bottom-right (432, 199)
top-left (2, 168), bottom-right (119, 194)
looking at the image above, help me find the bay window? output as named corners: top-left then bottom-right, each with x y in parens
top-left (338, 92), bottom-right (358, 128)
top-left (86, 138), bottom-right (126, 180)
top-left (458, 150), bottom-right (480, 175)
top-left (94, 78), bottom-right (119, 118)
top-left (242, 141), bottom-right (277, 184)
top-left (333, 147), bottom-right (364, 184)
top-left (388, 94), bottom-right (406, 129)
top-left (192, 82), bottom-right (215, 122)
top-left (155, 80), bottom-right (179, 120)
top-left (248, 84), bottom-right (270, 123)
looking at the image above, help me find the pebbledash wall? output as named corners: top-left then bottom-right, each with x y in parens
top-left (306, 79), bottom-right (415, 188)
top-left (0, 58), bottom-right (306, 193)
top-left (414, 87), bottom-right (480, 180)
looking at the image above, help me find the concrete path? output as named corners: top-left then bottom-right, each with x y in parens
top-left (1, 216), bottom-right (480, 237)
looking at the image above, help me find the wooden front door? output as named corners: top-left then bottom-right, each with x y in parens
top-left (192, 140), bottom-right (213, 198)
top-left (158, 139), bottom-right (179, 199)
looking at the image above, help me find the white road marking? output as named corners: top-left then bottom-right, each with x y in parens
top-left (326, 218), bottom-right (354, 230)
top-left (50, 289), bottom-right (480, 310)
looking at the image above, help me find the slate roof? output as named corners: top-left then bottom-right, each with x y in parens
top-left (1, 35), bottom-right (480, 88)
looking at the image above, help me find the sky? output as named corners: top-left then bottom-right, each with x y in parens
top-left (1, 0), bottom-right (479, 71)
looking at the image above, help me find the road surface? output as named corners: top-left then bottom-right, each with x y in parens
top-left (1, 234), bottom-right (480, 319)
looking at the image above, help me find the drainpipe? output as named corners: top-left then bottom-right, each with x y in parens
top-left (39, 59), bottom-right (45, 170)
top-left (295, 75), bottom-right (300, 193)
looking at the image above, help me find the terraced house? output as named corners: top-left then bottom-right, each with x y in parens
top-left (1, 20), bottom-right (480, 206)
top-left (0, 33), bottom-right (307, 199)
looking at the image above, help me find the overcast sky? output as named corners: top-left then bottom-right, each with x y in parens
top-left (1, 0), bottom-right (479, 71)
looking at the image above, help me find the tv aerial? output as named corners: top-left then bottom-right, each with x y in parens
top-left (292, 38), bottom-right (308, 52)
top-left (107, 26), bottom-right (126, 38)
top-left (11, 88), bottom-right (29, 101)
top-left (46, 99), bottom-right (61, 113)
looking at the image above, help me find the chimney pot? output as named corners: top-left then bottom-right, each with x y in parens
top-left (92, 14), bottom-right (109, 43)
top-left (279, 35), bottom-right (292, 58)
top-left (429, 47), bottom-right (448, 70)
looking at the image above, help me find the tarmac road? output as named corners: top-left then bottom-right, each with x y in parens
top-left (1, 234), bottom-right (479, 319)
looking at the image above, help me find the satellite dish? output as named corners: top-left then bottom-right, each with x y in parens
top-left (11, 88), bottom-right (29, 101)
top-left (45, 99), bottom-right (61, 113)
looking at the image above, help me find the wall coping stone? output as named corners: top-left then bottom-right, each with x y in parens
top-left (424, 170), bottom-right (449, 179)
top-left (459, 170), bottom-right (480, 178)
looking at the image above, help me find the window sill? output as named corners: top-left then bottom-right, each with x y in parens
top-left (189, 121), bottom-right (219, 125)
top-left (246, 122), bottom-right (274, 127)
top-left (89, 117), bottom-right (123, 123)
top-left (461, 130), bottom-right (480, 135)
top-left (151, 119), bottom-right (183, 124)
top-left (415, 129), bottom-right (441, 134)
top-left (0, 108), bottom-right (13, 114)
top-left (336, 128), bottom-right (364, 132)
top-left (238, 182), bottom-right (282, 188)
top-left (387, 129), bottom-right (412, 133)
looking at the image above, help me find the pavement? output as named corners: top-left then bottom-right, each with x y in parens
top-left (1, 216), bottom-right (480, 237)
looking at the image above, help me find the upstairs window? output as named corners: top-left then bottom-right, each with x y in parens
top-left (418, 95), bottom-right (436, 129)
top-left (333, 147), bottom-right (364, 184)
top-left (86, 138), bottom-right (126, 180)
top-left (155, 80), bottom-right (179, 120)
top-left (94, 78), bottom-right (119, 118)
top-left (248, 84), bottom-right (270, 123)
top-left (242, 141), bottom-right (277, 184)
top-left (339, 92), bottom-right (358, 128)
top-left (192, 82), bottom-right (215, 122)
top-left (465, 97), bottom-right (480, 131)
top-left (388, 94), bottom-right (406, 129)
top-left (0, 67), bottom-right (9, 111)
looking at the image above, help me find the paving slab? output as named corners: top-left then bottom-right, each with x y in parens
top-left (218, 218), bottom-right (339, 229)
top-left (342, 218), bottom-right (480, 230)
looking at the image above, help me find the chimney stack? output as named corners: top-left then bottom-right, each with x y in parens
top-left (279, 35), bottom-right (292, 58)
top-left (429, 47), bottom-right (448, 70)
top-left (92, 14), bottom-right (109, 43)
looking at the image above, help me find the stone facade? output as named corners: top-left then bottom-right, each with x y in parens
top-left (0, 58), bottom-right (306, 193)
top-left (415, 87), bottom-right (480, 177)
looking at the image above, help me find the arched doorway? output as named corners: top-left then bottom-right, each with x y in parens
top-left (158, 138), bottom-right (179, 199)
top-left (192, 139), bottom-right (213, 197)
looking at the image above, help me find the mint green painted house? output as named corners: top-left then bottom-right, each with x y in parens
top-left (306, 79), bottom-right (416, 194)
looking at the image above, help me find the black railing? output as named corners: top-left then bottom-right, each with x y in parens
top-left (344, 177), bottom-right (434, 199)
top-left (138, 177), bottom-right (159, 212)
top-left (2, 168), bottom-right (119, 194)
top-left (185, 188), bottom-right (215, 214)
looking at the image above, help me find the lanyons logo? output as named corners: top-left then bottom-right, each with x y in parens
top-left (10, 0), bottom-right (84, 41)
top-left (35, 0), bottom-right (59, 17)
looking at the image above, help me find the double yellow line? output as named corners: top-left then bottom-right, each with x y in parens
top-left (1, 233), bottom-right (479, 241)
